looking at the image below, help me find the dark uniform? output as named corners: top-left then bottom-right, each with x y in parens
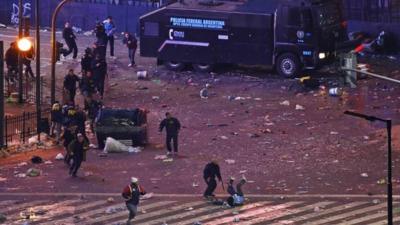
top-left (62, 26), bottom-right (78, 59)
top-left (91, 57), bottom-right (107, 98)
top-left (68, 137), bottom-right (88, 177)
top-left (63, 72), bottom-right (80, 104)
top-left (159, 116), bottom-right (181, 153)
top-left (203, 161), bottom-right (222, 198)
top-left (81, 48), bottom-right (93, 75)
top-left (5, 43), bottom-right (18, 82)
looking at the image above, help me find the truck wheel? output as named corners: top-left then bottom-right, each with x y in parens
top-left (276, 53), bottom-right (300, 78)
top-left (164, 61), bottom-right (185, 71)
top-left (193, 63), bottom-right (213, 73)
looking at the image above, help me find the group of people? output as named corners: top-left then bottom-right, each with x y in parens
top-left (61, 16), bottom-right (138, 67)
top-left (4, 41), bottom-right (35, 85)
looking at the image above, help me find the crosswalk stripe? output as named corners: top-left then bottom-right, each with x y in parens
top-left (233, 201), bottom-right (335, 225)
top-left (31, 200), bottom-right (107, 224)
top-left (335, 209), bottom-right (387, 225)
top-left (175, 201), bottom-right (293, 225)
top-left (137, 200), bottom-right (276, 225)
top-left (304, 203), bottom-right (388, 224)
top-left (109, 201), bottom-right (206, 225)
top-left (50, 200), bottom-right (175, 224)
top-left (0, 200), bottom-right (48, 214)
top-left (5, 199), bottom-right (81, 225)
top-left (369, 215), bottom-right (400, 225)
top-left (86, 200), bottom-right (178, 224)
top-left (269, 201), bottom-right (368, 225)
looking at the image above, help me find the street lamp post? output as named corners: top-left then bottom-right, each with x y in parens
top-left (35, 0), bottom-right (41, 142)
top-left (344, 111), bottom-right (393, 225)
top-left (51, 0), bottom-right (72, 105)
top-left (0, 41), bottom-right (4, 148)
top-left (18, 0), bottom-right (23, 104)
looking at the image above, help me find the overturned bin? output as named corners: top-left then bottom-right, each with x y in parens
top-left (95, 108), bottom-right (148, 149)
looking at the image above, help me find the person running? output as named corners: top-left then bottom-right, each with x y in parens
top-left (122, 177), bottom-right (146, 225)
top-left (62, 125), bottom-right (77, 166)
top-left (203, 160), bottom-right (222, 199)
top-left (159, 112), bottom-right (181, 156)
top-left (68, 133), bottom-right (88, 177)
top-left (62, 22), bottom-right (78, 59)
top-left (103, 16), bottom-right (116, 58)
top-left (122, 32), bottom-right (138, 67)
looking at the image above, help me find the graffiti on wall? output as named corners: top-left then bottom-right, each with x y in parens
top-left (11, 2), bottom-right (31, 25)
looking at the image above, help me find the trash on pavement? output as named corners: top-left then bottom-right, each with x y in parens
top-left (107, 197), bottom-right (115, 203)
top-left (103, 137), bottom-right (129, 153)
top-left (154, 155), bottom-right (168, 160)
top-left (31, 156), bottom-right (43, 164)
top-left (0, 177), bottom-right (7, 182)
top-left (220, 136), bottom-right (228, 140)
top-left (295, 104), bottom-right (305, 110)
top-left (192, 182), bottom-right (199, 187)
top-left (15, 173), bottom-right (26, 178)
top-left (163, 158), bottom-right (174, 163)
top-left (0, 213), bottom-right (6, 223)
top-left (328, 87), bottom-right (343, 97)
top-left (83, 30), bottom-right (93, 36)
top-left (18, 162), bottom-right (28, 167)
top-left (0, 23), bottom-right (6, 28)
top-left (137, 71), bottom-right (148, 80)
top-left (225, 159), bottom-right (235, 164)
top-left (84, 171), bottom-right (94, 177)
top-left (55, 153), bottom-right (65, 160)
top-left (280, 100), bottom-right (290, 106)
top-left (44, 160), bottom-right (52, 165)
top-left (360, 173), bottom-right (369, 178)
top-left (105, 206), bottom-right (125, 214)
top-left (26, 168), bottom-right (41, 177)
top-left (128, 146), bottom-right (142, 153)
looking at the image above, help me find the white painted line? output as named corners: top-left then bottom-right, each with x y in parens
top-left (369, 215), bottom-right (400, 225)
top-left (269, 201), bottom-right (369, 225)
top-left (0, 192), bottom-right (398, 199)
top-left (175, 201), bottom-right (279, 225)
top-left (85, 200), bottom-right (176, 224)
top-left (108, 201), bottom-right (206, 225)
top-left (338, 209), bottom-right (387, 225)
top-left (33, 200), bottom-right (107, 224)
top-left (142, 202), bottom-right (276, 225)
top-left (0, 200), bottom-right (48, 214)
top-left (305, 203), bottom-right (388, 225)
top-left (234, 201), bottom-right (335, 225)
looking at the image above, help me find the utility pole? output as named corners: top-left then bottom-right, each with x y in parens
top-left (35, 0), bottom-right (41, 142)
top-left (51, 0), bottom-right (72, 105)
top-left (18, 0), bottom-right (24, 103)
top-left (0, 41), bottom-right (4, 148)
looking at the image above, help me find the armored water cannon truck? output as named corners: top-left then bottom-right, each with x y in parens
top-left (139, 0), bottom-right (348, 78)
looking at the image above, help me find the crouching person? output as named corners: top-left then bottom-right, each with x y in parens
top-left (122, 177), bottom-right (146, 225)
top-left (226, 177), bottom-right (246, 207)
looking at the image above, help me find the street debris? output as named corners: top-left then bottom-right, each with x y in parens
top-left (137, 70), bottom-right (148, 80)
top-left (225, 159), bottom-right (235, 164)
top-left (105, 206), bottom-right (125, 214)
top-left (107, 197), bottom-right (115, 203)
top-left (84, 171), bottom-right (94, 177)
top-left (192, 182), bottom-right (199, 187)
top-left (295, 104), bottom-right (305, 110)
top-left (103, 137), bottom-right (130, 153)
top-left (44, 160), bottom-right (52, 165)
top-left (83, 30), bottom-right (93, 36)
top-left (328, 87), bottom-right (343, 97)
top-left (18, 162), bottom-right (28, 167)
top-left (280, 100), bottom-right (290, 106)
top-left (152, 96), bottom-right (160, 100)
top-left (361, 173), bottom-right (369, 178)
top-left (128, 147), bottom-right (142, 153)
top-left (0, 177), bottom-right (7, 182)
top-left (154, 155), bottom-right (168, 160)
top-left (233, 217), bottom-right (240, 222)
top-left (220, 136), bottom-right (228, 140)
top-left (55, 153), bottom-right (65, 160)
top-left (26, 168), bottom-right (41, 177)
top-left (330, 131), bottom-right (339, 135)
top-left (377, 178), bottom-right (386, 185)
top-left (31, 156), bottom-right (43, 164)
top-left (163, 158), bottom-right (174, 163)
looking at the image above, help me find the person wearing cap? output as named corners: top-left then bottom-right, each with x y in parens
top-left (159, 112), bottom-right (181, 156)
top-left (203, 160), bottom-right (222, 199)
top-left (68, 133), bottom-right (88, 177)
top-left (122, 177), bottom-right (146, 225)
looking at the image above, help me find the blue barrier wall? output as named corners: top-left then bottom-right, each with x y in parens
top-left (0, 0), bottom-right (158, 34)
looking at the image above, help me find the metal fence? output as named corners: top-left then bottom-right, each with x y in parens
top-left (3, 108), bottom-right (50, 147)
top-left (343, 0), bottom-right (400, 23)
top-left (4, 76), bottom-right (45, 105)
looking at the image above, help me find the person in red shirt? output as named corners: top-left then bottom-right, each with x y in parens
top-left (122, 177), bottom-right (146, 225)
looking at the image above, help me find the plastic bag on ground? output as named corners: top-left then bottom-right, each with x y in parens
top-left (55, 153), bottom-right (64, 160)
top-left (103, 137), bottom-right (129, 153)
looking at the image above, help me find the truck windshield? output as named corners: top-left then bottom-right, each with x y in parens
top-left (315, 4), bottom-right (341, 27)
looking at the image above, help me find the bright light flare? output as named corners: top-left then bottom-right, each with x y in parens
top-left (17, 38), bottom-right (33, 52)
